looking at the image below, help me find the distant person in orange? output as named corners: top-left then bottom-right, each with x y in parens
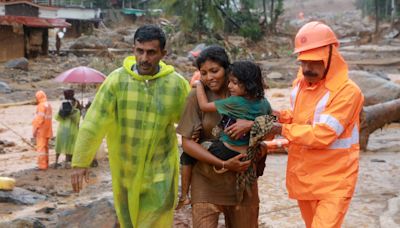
top-left (271, 21), bottom-right (364, 227)
top-left (32, 90), bottom-right (53, 170)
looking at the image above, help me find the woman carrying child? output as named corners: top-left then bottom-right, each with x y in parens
top-left (176, 46), bottom-right (271, 227)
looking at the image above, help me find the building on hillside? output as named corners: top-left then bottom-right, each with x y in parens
top-left (31, 0), bottom-right (102, 37)
top-left (0, 0), bottom-right (70, 62)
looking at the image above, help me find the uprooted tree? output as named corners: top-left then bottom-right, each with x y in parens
top-left (360, 98), bottom-right (400, 151)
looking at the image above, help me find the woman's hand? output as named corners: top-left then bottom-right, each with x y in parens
top-left (224, 154), bottom-right (250, 172)
top-left (224, 119), bottom-right (253, 140)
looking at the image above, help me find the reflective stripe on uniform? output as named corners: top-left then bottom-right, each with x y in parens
top-left (313, 92), bottom-right (330, 124)
top-left (329, 124), bottom-right (359, 149)
top-left (290, 84), bottom-right (300, 111)
top-left (318, 114), bottom-right (344, 136)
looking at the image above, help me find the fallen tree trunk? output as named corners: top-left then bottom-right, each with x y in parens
top-left (0, 100), bottom-right (36, 109)
top-left (360, 98), bottom-right (400, 151)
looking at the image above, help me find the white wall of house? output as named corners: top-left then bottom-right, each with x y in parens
top-left (39, 8), bottom-right (58, 18)
top-left (57, 7), bottom-right (100, 20)
top-left (0, 5), bottom-right (5, 16)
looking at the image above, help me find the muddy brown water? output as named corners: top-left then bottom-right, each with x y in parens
top-left (0, 88), bottom-right (399, 227)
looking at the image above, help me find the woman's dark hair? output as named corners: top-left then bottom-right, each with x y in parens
top-left (195, 45), bottom-right (230, 70)
top-left (134, 24), bottom-right (166, 50)
top-left (59, 100), bottom-right (73, 118)
top-left (228, 61), bottom-right (265, 99)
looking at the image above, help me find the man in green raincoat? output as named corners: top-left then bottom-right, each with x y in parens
top-left (70, 25), bottom-right (190, 227)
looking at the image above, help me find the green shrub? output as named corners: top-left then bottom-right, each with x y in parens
top-left (239, 23), bottom-right (263, 41)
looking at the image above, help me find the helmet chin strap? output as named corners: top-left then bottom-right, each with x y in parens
top-left (323, 44), bottom-right (333, 78)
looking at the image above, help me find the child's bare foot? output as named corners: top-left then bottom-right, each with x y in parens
top-left (175, 197), bottom-right (190, 210)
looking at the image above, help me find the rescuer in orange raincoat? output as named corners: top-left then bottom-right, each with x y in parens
top-left (32, 90), bottom-right (53, 170)
top-left (271, 21), bottom-right (364, 227)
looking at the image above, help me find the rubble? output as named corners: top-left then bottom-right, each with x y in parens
top-left (0, 187), bottom-right (46, 205)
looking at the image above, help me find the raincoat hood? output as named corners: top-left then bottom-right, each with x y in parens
top-left (36, 90), bottom-right (48, 103)
top-left (296, 45), bottom-right (348, 92)
top-left (123, 56), bottom-right (175, 81)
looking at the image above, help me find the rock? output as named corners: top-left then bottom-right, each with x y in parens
top-left (5, 58), bottom-right (29, 71)
top-left (0, 187), bottom-right (46, 205)
top-left (35, 206), bottom-right (56, 214)
top-left (0, 140), bottom-right (16, 147)
top-left (56, 196), bottom-right (117, 228)
top-left (267, 72), bottom-right (284, 80)
top-left (0, 81), bottom-right (11, 93)
top-left (349, 70), bottom-right (400, 106)
top-left (0, 218), bottom-right (45, 228)
top-left (380, 195), bottom-right (400, 228)
top-left (70, 36), bottom-right (110, 49)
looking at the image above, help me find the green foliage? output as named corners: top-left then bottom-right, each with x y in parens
top-left (159, 0), bottom-right (286, 40)
top-left (239, 22), bottom-right (263, 41)
top-left (92, 0), bottom-right (109, 9)
top-left (356, 0), bottom-right (400, 19)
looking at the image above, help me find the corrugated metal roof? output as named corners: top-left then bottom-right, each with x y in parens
top-left (0, 15), bottom-right (70, 28)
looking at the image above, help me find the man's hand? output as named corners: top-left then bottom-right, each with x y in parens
top-left (225, 119), bottom-right (253, 140)
top-left (271, 122), bottom-right (283, 135)
top-left (224, 154), bottom-right (250, 172)
top-left (191, 125), bottom-right (202, 143)
top-left (71, 167), bottom-right (89, 193)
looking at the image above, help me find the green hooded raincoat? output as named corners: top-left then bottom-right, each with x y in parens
top-left (72, 56), bottom-right (190, 227)
top-left (55, 107), bottom-right (80, 155)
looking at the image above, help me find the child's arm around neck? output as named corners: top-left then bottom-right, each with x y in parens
top-left (195, 81), bottom-right (217, 112)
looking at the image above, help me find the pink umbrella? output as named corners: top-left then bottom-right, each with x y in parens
top-left (54, 66), bottom-right (106, 83)
top-left (54, 66), bottom-right (106, 103)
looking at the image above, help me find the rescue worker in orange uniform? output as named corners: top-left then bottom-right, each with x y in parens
top-left (271, 21), bottom-right (364, 227)
top-left (32, 90), bottom-right (53, 170)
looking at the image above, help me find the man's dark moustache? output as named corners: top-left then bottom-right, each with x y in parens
top-left (303, 71), bottom-right (318, 77)
top-left (139, 62), bottom-right (151, 67)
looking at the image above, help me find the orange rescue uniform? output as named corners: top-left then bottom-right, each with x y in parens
top-left (32, 91), bottom-right (53, 170)
top-left (278, 45), bottom-right (364, 227)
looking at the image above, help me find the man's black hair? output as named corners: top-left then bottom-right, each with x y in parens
top-left (133, 24), bottom-right (166, 50)
top-left (196, 45), bottom-right (230, 70)
top-left (228, 61), bottom-right (265, 99)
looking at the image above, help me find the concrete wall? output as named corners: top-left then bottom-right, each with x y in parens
top-left (57, 7), bottom-right (100, 20)
top-left (39, 8), bottom-right (57, 18)
top-left (0, 25), bottom-right (24, 62)
top-left (0, 5), bottom-right (4, 15)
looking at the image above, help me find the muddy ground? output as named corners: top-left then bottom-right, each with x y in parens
top-left (0, 88), bottom-right (399, 227)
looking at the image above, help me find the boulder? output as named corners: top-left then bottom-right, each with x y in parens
top-left (5, 58), bottom-right (29, 71)
top-left (0, 81), bottom-right (11, 93)
top-left (56, 196), bottom-right (117, 228)
top-left (349, 70), bottom-right (400, 106)
top-left (0, 218), bottom-right (45, 228)
top-left (70, 36), bottom-right (112, 49)
top-left (0, 187), bottom-right (46, 205)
